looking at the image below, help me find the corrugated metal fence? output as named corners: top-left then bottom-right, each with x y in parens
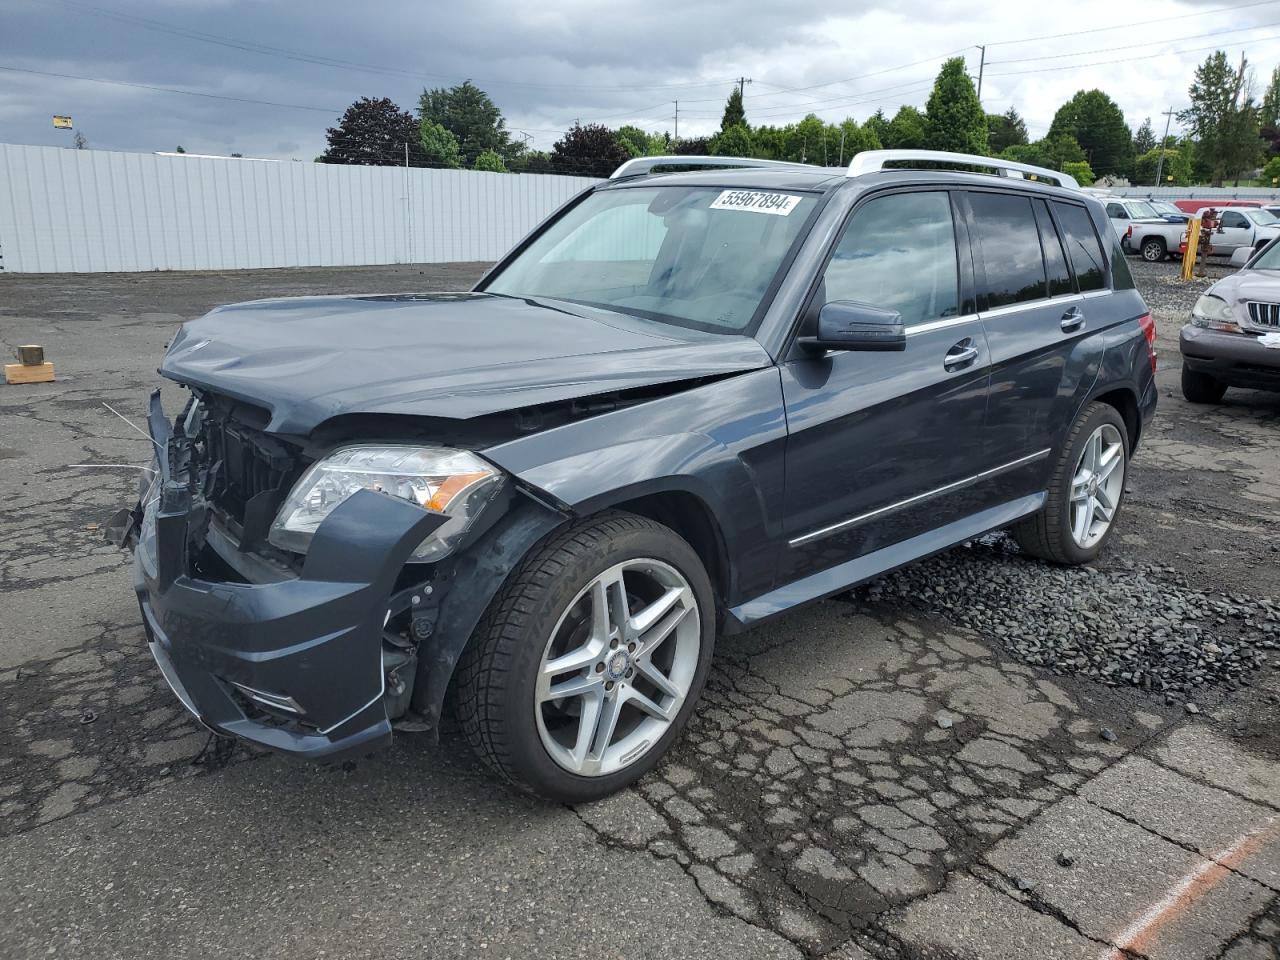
top-left (0, 143), bottom-right (600, 273)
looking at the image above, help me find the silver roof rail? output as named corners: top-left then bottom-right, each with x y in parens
top-left (609, 155), bottom-right (815, 180)
top-left (847, 149), bottom-right (1080, 190)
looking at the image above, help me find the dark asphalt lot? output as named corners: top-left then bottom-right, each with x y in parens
top-left (0, 258), bottom-right (1276, 959)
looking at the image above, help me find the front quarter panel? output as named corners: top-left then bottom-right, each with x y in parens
top-left (482, 367), bottom-right (789, 605)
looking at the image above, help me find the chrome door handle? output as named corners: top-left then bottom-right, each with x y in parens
top-left (943, 343), bottom-right (979, 370)
top-left (1060, 307), bottom-right (1086, 332)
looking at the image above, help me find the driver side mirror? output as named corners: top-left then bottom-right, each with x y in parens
top-left (799, 300), bottom-right (906, 353)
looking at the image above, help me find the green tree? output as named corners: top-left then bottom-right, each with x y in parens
top-left (1047, 89), bottom-right (1132, 177)
top-left (986, 108), bottom-right (1028, 154)
top-left (1133, 117), bottom-right (1157, 156)
top-left (1261, 66), bottom-right (1280, 131)
top-left (1135, 147), bottom-right (1192, 185)
top-left (864, 109), bottom-right (891, 148)
top-left (885, 105), bottom-right (927, 149)
top-left (1261, 154), bottom-right (1280, 184)
top-left (1001, 142), bottom-right (1051, 168)
top-left (1062, 160), bottom-right (1095, 186)
top-left (321, 97), bottom-right (426, 165)
top-left (710, 123), bottom-right (753, 157)
top-left (418, 119), bottom-right (462, 168)
top-left (616, 125), bottom-right (663, 158)
top-left (418, 80), bottom-right (515, 166)
top-left (551, 123), bottom-right (632, 177)
top-left (513, 150), bottom-right (555, 174)
top-left (673, 136), bottom-right (712, 155)
top-left (924, 57), bottom-right (986, 153)
top-left (1180, 52), bottom-right (1263, 185)
top-left (472, 149), bottom-right (508, 172)
top-left (721, 86), bottom-right (747, 132)
top-left (837, 118), bottom-right (881, 162)
top-left (175, 145), bottom-right (185, 153)
top-left (1001, 135), bottom-right (1085, 172)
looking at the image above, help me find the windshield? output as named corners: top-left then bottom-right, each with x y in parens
top-left (1127, 201), bottom-right (1160, 219)
top-left (1247, 209), bottom-right (1279, 225)
top-left (1249, 240), bottom-right (1280, 269)
top-left (1150, 201), bottom-right (1180, 216)
top-left (484, 185), bottom-right (819, 334)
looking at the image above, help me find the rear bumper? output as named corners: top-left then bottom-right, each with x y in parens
top-left (1180, 324), bottom-right (1280, 390)
top-left (133, 485), bottom-right (445, 759)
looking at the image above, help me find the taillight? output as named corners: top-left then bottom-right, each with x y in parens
top-left (1137, 313), bottom-right (1157, 373)
top-left (1126, 225), bottom-right (1133, 239)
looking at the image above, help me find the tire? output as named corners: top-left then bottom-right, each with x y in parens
top-left (1181, 365), bottom-right (1227, 404)
top-left (454, 511), bottom-right (715, 802)
top-left (1141, 237), bottom-right (1167, 262)
top-left (1013, 402), bottom-right (1129, 565)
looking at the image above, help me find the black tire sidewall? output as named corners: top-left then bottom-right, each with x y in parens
top-left (1049, 404), bottom-right (1129, 564)
top-left (1142, 238), bottom-right (1166, 261)
top-left (492, 518), bottom-right (715, 802)
top-left (1181, 365), bottom-right (1226, 403)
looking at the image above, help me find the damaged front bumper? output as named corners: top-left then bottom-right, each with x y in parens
top-left (119, 392), bottom-right (446, 759)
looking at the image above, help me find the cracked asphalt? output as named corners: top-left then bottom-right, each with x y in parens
top-left (1, 260), bottom-right (1278, 959)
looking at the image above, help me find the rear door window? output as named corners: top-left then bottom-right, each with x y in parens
top-left (1052, 202), bottom-right (1107, 292)
top-left (1034, 200), bottom-right (1073, 297)
top-left (968, 192), bottom-right (1048, 308)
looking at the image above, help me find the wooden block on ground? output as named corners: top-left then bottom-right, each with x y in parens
top-left (4, 362), bottom-right (55, 384)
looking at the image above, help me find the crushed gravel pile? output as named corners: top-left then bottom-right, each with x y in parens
top-left (851, 535), bottom-right (1280, 702)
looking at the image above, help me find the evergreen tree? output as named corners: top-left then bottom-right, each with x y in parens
top-left (1047, 89), bottom-right (1132, 177)
top-left (551, 123), bottom-right (632, 177)
top-left (986, 108), bottom-right (1029, 154)
top-left (1261, 66), bottom-right (1280, 131)
top-left (1133, 117), bottom-right (1157, 156)
top-left (1179, 52), bottom-right (1263, 185)
top-left (418, 80), bottom-right (516, 166)
top-left (473, 150), bottom-right (508, 172)
top-left (924, 57), bottom-right (987, 154)
top-left (721, 87), bottom-right (747, 132)
top-left (710, 124), bottom-right (753, 157)
top-left (885, 105), bottom-right (927, 149)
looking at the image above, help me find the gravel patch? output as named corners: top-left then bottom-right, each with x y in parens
top-left (851, 535), bottom-right (1280, 703)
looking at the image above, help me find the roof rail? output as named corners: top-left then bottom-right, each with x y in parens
top-left (609, 155), bottom-right (814, 180)
top-left (847, 149), bottom-right (1080, 190)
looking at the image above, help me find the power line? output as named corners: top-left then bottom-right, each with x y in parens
top-left (985, 0), bottom-right (1279, 46)
top-left (987, 18), bottom-right (1280, 64)
top-left (0, 63), bottom-right (343, 112)
top-left (987, 32), bottom-right (1280, 77)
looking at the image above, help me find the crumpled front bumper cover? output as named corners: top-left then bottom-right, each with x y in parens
top-left (134, 482), bottom-right (445, 760)
top-left (1180, 323), bottom-right (1280, 389)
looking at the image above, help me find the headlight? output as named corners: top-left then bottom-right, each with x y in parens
top-left (1191, 294), bottom-right (1241, 332)
top-left (268, 445), bottom-right (503, 561)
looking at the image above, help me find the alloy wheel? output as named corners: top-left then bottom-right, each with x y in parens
top-left (534, 559), bottom-right (700, 777)
top-left (1069, 423), bottom-right (1125, 549)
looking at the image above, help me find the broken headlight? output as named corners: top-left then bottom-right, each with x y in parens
top-left (268, 445), bottom-right (503, 561)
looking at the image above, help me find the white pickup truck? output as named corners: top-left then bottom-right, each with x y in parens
top-left (1186, 206), bottom-right (1280, 257)
top-left (1102, 197), bottom-right (1186, 262)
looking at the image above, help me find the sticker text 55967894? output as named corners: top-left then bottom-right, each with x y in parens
top-left (709, 190), bottom-right (803, 216)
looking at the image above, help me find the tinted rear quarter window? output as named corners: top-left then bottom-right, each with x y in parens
top-left (1052, 202), bottom-right (1107, 292)
top-left (1033, 200), bottom-right (1073, 297)
top-left (968, 192), bottom-right (1047, 308)
top-left (1109, 236), bottom-right (1136, 290)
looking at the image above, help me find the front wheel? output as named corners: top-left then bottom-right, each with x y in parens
top-left (1141, 237), bottom-right (1168, 262)
top-left (1013, 402), bottom-right (1129, 565)
top-left (454, 512), bottom-right (715, 802)
top-left (1181, 365), bottom-right (1227, 404)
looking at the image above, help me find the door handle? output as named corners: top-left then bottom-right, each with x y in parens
top-left (943, 342), bottom-right (979, 371)
top-left (1060, 307), bottom-right (1086, 332)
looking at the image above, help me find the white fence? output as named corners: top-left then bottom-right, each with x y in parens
top-left (0, 143), bottom-right (600, 273)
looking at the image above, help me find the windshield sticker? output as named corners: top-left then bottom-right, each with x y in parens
top-left (709, 190), bottom-right (803, 216)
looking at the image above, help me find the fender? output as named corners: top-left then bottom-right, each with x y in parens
top-left (482, 366), bottom-right (790, 606)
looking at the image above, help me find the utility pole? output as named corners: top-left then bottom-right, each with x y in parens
top-left (674, 101), bottom-right (679, 144)
top-left (1154, 107), bottom-right (1175, 186)
top-left (839, 128), bottom-right (847, 166)
top-left (975, 45), bottom-right (986, 103)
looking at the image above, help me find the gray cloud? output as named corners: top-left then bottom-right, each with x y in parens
top-left (1, 0), bottom-right (1277, 160)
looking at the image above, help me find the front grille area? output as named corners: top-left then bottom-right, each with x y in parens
top-left (1245, 301), bottom-right (1280, 327)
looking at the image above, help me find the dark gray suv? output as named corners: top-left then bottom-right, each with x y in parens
top-left (112, 150), bottom-right (1158, 801)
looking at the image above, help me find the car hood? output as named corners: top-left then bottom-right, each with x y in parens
top-left (161, 292), bottom-right (772, 434)
top-left (1210, 270), bottom-right (1280, 304)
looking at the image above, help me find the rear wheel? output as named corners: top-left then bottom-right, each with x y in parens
top-left (455, 512), bottom-right (715, 802)
top-left (1181, 365), bottom-right (1227, 404)
top-left (1141, 237), bottom-right (1167, 262)
top-left (1013, 402), bottom-right (1129, 565)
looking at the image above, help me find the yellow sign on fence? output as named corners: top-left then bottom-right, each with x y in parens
top-left (52, 116), bottom-right (73, 129)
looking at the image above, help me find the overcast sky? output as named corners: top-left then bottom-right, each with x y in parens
top-left (1, 0), bottom-right (1277, 161)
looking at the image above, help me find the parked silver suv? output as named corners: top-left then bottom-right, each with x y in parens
top-left (1180, 240), bottom-right (1280, 402)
